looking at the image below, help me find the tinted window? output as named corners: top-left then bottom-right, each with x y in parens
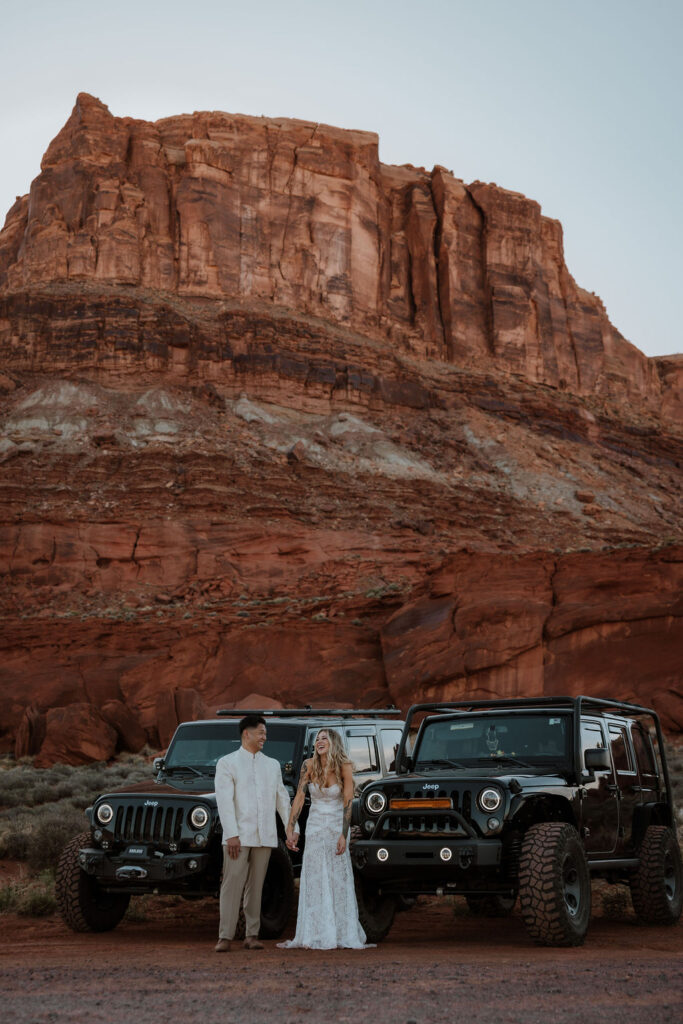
top-left (631, 725), bottom-right (658, 776)
top-left (347, 735), bottom-right (378, 773)
top-left (166, 723), bottom-right (301, 773)
top-left (380, 729), bottom-right (403, 771)
top-left (581, 722), bottom-right (606, 752)
top-left (415, 713), bottom-right (570, 765)
top-left (609, 727), bottom-right (633, 773)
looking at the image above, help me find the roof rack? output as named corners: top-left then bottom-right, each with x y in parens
top-left (216, 707), bottom-right (402, 718)
top-left (401, 696), bottom-right (658, 718)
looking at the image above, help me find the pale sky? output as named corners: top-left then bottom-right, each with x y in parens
top-left (1, 0), bottom-right (680, 357)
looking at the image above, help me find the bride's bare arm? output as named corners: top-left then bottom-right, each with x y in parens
top-left (336, 762), bottom-right (355, 855)
top-left (287, 759), bottom-right (310, 837)
top-left (341, 762), bottom-right (354, 838)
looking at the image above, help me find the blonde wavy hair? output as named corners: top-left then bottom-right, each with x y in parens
top-left (308, 728), bottom-right (352, 787)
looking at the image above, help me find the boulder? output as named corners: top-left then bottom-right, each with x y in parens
top-left (34, 703), bottom-right (118, 767)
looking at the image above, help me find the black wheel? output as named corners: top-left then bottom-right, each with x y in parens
top-left (630, 826), bottom-right (682, 925)
top-left (518, 822), bottom-right (591, 947)
top-left (354, 876), bottom-right (396, 942)
top-left (466, 894), bottom-right (516, 917)
top-left (55, 832), bottom-right (130, 933)
top-left (259, 840), bottom-right (295, 939)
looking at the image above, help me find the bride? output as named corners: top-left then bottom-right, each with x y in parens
top-left (278, 728), bottom-right (372, 949)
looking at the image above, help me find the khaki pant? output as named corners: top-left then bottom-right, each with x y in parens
top-left (218, 845), bottom-right (272, 940)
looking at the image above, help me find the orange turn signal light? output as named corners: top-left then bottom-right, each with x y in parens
top-left (389, 798), bottom-right (452, 810)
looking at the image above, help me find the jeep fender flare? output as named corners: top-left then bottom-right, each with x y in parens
top-left (509, 794), bottom-right (577, 832)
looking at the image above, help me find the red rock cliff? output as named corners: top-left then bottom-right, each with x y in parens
top-left (0, 95), bottom-right (681, 764)
top-left (0, 93), bottom-right (668, 406)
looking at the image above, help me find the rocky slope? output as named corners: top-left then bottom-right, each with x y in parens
top-left (0, 95), bottom-right (681, 764)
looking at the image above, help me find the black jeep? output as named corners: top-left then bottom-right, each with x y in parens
top-left (351, 696), bottom-right (682, 946)
top-left (55, 708), bottom-right (404, 940)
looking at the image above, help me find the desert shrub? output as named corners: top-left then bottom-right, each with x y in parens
top-left (28, 806), bottom-right (90, 870)
top-left (0, 883), bottom-right (18, 913)
top-left (0, 871), bottom-right (56, 917)
top-left (0, 753), bottom-right (154, 867)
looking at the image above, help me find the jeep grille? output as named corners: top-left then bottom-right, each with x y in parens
top-left (113, 803), bottom-right (184, 844)
top-left (377, 788), bottom-right (475, 838)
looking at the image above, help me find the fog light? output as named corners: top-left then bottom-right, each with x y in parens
top-left (440, 847), bottom-right (453, 862)
top-left (194, 834), bottom-right (207, 848)
top-left (169, 841), bottom-right (178, 853)
top-left (188, 859), bottom-right (198, 870)
top-left (487, 817), bottom-right (500, 831)
top-left (377, 847), bottom-right (389, 862)
top-left (364, 820), bottom-right (374, 833)
top-left (93, 828), bottom-right (103, 842)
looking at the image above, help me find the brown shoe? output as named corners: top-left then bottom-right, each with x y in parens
top-left (214, 939), bottom-right (231, 953)
top-left (243, 937), bottom-right (264, 950)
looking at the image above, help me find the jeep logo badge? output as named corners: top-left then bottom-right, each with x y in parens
top-left (143, 800), bottom-right (159, 807)
top-left (423, 783), bottom-right (439, 790)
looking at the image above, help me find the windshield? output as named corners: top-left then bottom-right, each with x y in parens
top-left (165, 722), bottom-right (302, 776)
top-left (414, 713), bottom-right (571, 768)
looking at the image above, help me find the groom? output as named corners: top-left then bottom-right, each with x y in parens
top-left (214, 714), bottom-right (297, 952)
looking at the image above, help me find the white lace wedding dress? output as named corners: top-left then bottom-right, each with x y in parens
top-left (277, 782), bottom-right (372, 950)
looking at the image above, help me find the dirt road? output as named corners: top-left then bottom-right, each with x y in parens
top-left (1, 898), bottom-right (681, 1024)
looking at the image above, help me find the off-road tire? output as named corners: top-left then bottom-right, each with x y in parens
top-left (55, 832), bottom-right (130, 933)
top-left (630, 826), bottom-right (683, 925)
top-left (518, 822), bottom-right (591, 946)
top-left (354, 877), bottom-right (396, 942)
top-left (466, 894), bottom-right (516, 917)
top-left (233, 840), bottom-right (295, 940)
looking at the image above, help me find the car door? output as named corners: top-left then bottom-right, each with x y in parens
top-left (580, 719), bottom-right (619, 855)
top-left (630, 721), bottom-right (662, 810)
top-left (607, 722), bottom-right (640, 855)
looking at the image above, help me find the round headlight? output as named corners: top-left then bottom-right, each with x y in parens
top-left (366, 791), bottom-right (387, 815)
top-left (190, 805), bottom-right (209, 829)
top-left (478, 788), bottom-right (502, 812)
top-left (96, 802), bottom-right (114, 824)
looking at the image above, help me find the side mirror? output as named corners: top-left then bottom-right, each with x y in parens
top-left (153, 757), bottom-right (165, 773)
top-left (584, 748), bottom-right (611, 772)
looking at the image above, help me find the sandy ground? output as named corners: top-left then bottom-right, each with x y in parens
top-left (1, 896), bottom-right (681, 1024)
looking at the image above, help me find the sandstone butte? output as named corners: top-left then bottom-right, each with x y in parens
top-left (0, 93), bottom-right (681, 766)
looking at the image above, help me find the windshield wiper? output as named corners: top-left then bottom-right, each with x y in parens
top-left (489, 755), bottom-right (534, 769)
top-left (417, 758), bottom-right (466, 770)
top-left (164, 764), bottom-right (206, 777)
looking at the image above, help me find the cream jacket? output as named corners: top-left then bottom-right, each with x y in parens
top-left (215, 746), bottom-right (295, 848)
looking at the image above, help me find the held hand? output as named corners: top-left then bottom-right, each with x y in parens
top-left (227, 836), bottom-right (241, 860)
top-left (336, 834), bottom-right (346, 856)
top-left (286, 829), bottom-right (299, 851)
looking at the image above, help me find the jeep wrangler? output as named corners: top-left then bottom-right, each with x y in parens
top-left (351, 696), bottom-right (682, 946)
top-left (55, 708), bottom-right (404, 940)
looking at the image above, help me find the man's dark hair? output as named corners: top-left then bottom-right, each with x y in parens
top-left (239, 714), bottom-right (266, 734)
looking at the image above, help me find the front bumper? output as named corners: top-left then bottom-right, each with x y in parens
top-left (352, 838), bottom-right (502, 879)
top-left (78, 846), bottom-right (210, 885)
